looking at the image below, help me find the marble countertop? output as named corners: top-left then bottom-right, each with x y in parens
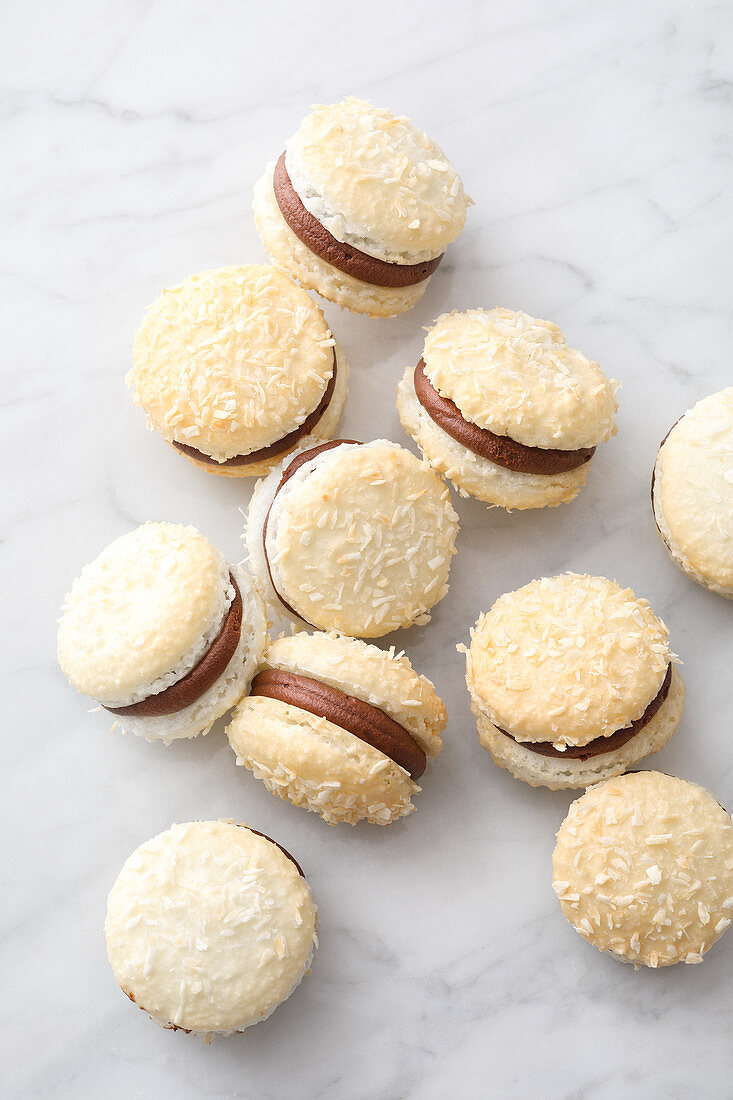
top-left (3, 1), bottom-right (732, 1096)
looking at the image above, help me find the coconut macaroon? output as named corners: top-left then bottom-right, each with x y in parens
top-left (253, 98), bottom-right (469, 318)
top-left (652, 387), bottom-right (733, 599)
top-left (105, 821), bottom-right (317, 1035)
top-left (57, 522), bottom-right (267, 743)
top-left (126, 265), bottom-right (348, 478)
top-left (397, 308), bottom-right (618, 509)
top-left (246, 439), bottom-right (459, 638)
top-left (553, 772), bottom-right (733, 969)
top-left (462, 574), bottom-right (684, 790)
top-left (227, 631), bottom-right (446, 826)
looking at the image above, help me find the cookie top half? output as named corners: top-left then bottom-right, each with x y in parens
top-left (127, 265), bottom-right (336, 463)
top-left (553, 772), bottom-right (733, 967)
top-left (284, 98), bottom-right (468, 264)
top-left (57, 522), bottom-right (237, 707)
top-left (260, 440), bottom-right (459, 637)
top-left (466, 573), bottom-right (672, 749)
top-left (105, 821), bottom-right (316, 1033)
top-left (422, 308), bottom-right (618, 450)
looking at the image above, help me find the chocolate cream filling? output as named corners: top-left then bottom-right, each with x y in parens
top-left (105, 574), bottom-right (243, 718)
top-left (173, 349), bottom-right (338, 468)
top-left (499, 664), bottom-right (673, 761)
top-left (262, 439), bottom-right (362, 625)
top-left (273, 152), bottom-right (443, 288)
top-left (250, 668), bottom-right (427, 780)
top-left (413, 359), bottom-right (596, 475)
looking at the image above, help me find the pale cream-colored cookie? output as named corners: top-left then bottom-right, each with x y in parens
top-left (253, 98), bottom-right (469, 317)
top-left (467, 574), bottom-right (672, 747)
top-left (245, 439), bottom-right (459, 638)
top-left (285, 98), bottom-right (467, 265)
top-left (57, 523), bottom-right (267, 742)
top-left (227, 630), bottom-right (446, 825)
top-left (462, 574), bottom-right (683, 789)
top-left (552, 772), bottom-right (733, 968)
top-left (126, 265), bottom-right (347, 475)
top-left (105, 821), bottom-right (317, 1034)
top-left (652, 387), bottom-right (733, 598)
top-left (397, 309), bottom-right (618, 510)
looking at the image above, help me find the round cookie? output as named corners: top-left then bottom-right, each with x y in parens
top-left (57, 522), bottom-right (267, 742)
top-left (397, 308), bottom-right (618, 509)
top-left (553, 772), bottom-right (733, 968)
top-left (227, 630), bottom-right (446, 826)
top-left (105, 821), bottom-right (317, 1034)
top-left (253, 98), bottom-right (469, 317)
top-left (652, 387), bottom-right (733, 598)
top-left (245, 439), bottom-right (459, 637)
top-left (126, 265), bottom-right (348, 477)
top-left (462, 573), bottom-right (684, 789)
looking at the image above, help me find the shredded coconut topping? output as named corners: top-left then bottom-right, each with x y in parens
top-left (465, 573), bottom-right (673, 748)
top-left (105, 821), bottom-right (317, 1035)
top-left (127, 265), bottom-right (334, 461)
top-left (285, 98), bottom-right (468, 264)
top-left (422, 308), bottom-right (618, 450)
top-left (265, 440), bottom-right (458, 637)
top-left (552, 772), bottom-right (733, 968)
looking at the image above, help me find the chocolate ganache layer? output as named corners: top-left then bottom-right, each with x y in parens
top-left (262, 439), bottom-right (362, 625)
top-left (173, 350), bottom-right (338, 468)
top-left (273, 152), bottom-right (443, 288)
top-left (413, 359), bottom-right (596, 475)
top-left (105, 574), bottom-right (243, 718)
top-left (501, 664), bottom-right (673, 761)
top-left (250, 668), bottom-right (427, 780)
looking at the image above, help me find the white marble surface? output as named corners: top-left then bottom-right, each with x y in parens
top-left (3, 1), bottom-right (733, 1096)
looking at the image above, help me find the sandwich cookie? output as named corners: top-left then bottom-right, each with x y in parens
top-left (462, 573), bottom-right (684, 789)
top-left (253, 97), bottom-right (469, 317)
top-left (105, 821), bottom-right (317, 1035)
top-left (553, 772), bottom-right (733, 968)
top-left (57, 522), bottom-right (266, 743)
top-left (126, 265), bottom-right (348, 477)
top-left (227, 631), bottom-right (446, 826)
top-left (652, 387), bottom-right (733, 598)
top-left (397, 308), bottom-right (618, 509)
top-left (246, 439), bottom-right (459, 637)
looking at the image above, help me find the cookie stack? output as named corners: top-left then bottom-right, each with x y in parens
top-left (57, 97), bottom-right (733, 1036)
